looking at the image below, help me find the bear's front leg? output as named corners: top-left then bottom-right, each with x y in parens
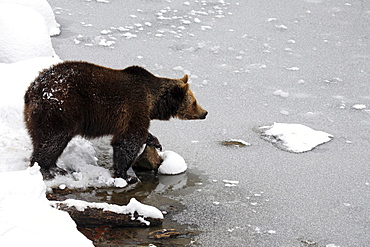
top-left (147, 132), bottom-right (162, 151)
top-left (111, 136), bottom-right (145, 184)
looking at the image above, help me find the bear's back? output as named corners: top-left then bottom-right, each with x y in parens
top-left (26, 61), bottom-right (152, 104)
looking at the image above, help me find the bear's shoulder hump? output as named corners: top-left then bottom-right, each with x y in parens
top-left (123, 66), bottom-right (154, 77)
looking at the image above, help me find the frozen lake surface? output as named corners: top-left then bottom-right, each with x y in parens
top-left (48, 0), bottom-right (370, 246)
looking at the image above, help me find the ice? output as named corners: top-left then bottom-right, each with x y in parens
top-left (259, 123), bottom-right (333, 153)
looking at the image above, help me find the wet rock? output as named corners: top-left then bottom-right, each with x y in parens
top-left (133, 145), bottom-right (163, 171)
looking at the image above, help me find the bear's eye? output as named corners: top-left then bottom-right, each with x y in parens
top-left (193, 100), bottom-right (197, 106)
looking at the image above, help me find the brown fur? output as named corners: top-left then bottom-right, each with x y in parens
top-left (24, 61), bottom-right (207, 182)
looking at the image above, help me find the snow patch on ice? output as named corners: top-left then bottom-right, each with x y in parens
top-left (223, 180), bottom-right (239, 187)
top-left (259, 123), bottom-right (333, 153)
top-left (352, 104), bottom-right (366, 110)
top-left (273, 89), bottom-right (290, 98)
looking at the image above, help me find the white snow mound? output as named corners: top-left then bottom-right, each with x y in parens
top-left (0, 3), bottom-right (57, 63)
top-left (0, 165), bottom-right (94, 247)
top-left (260, 123), bottom-right (333, 153)
top-left (0, 0), bottom-right (61, 36)
top-left (158, 150), bottom-right (188, 175)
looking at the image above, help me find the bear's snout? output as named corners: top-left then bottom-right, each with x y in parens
top-left (198, 110), bottom-right (208, 119)
top-left (192, 107), bottom-right (207, 120)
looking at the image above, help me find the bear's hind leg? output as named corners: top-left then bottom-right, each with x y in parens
top-left (30, 132), bottom-right (72, 179)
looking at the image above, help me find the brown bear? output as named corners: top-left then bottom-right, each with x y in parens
top-left (24, 61), bottom-right (207, 183)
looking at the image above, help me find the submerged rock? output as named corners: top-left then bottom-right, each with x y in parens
top-left (220, 139), bottom-right (251, 147)
top-left (148, 229), bottom-right (181, 239)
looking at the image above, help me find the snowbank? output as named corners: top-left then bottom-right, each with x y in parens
top-left (259, 123), bottom-right (333, 153)
top-left (0, 3), bottom-right (57, 63)
top-left (0, 165), bottom-right (94, 247)
top-left (0, 0), bottom-right (61, 36)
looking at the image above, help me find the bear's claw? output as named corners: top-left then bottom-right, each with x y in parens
top-left (40, 165), bottom-right (68, 180)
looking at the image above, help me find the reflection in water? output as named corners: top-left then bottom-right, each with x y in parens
top-left (155, 172), bottom-right (188, 193)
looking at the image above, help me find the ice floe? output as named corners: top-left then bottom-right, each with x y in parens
top-left (258, 123), bottom-right (333, 153)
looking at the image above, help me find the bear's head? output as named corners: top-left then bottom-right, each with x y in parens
top-left (176, 75), bottom-right (208, 120)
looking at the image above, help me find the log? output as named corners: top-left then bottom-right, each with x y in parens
top-left (50, 198), bottom-right (163, 227)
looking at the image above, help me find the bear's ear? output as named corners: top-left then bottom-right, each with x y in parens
top-left (180, 82), bottom-right (190, 92)
top-left (180, 74), bottom-right (188, 83)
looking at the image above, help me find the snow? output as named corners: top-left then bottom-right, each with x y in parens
top-left (0, 165), bottom-right (94, 247)
top-left (352, 104), bottom-right (366, 110)
top-left (273, 89), bottom-right (290, 98)
top-left (51, 197), bottom-right (163, 224)
top-left (0, 0), bottom-right (61, 36)
top-left (260, 123), bottom-right (333, 153)
top-left (158, 151), bottom-right (188, 175)
top-left (0, 3), bottom-right (58, 63)
top-left (223, 180), bottom-right (239, 187)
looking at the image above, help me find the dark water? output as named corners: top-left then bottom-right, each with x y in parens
top-left (49, 170), bottom-right (205, 246)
